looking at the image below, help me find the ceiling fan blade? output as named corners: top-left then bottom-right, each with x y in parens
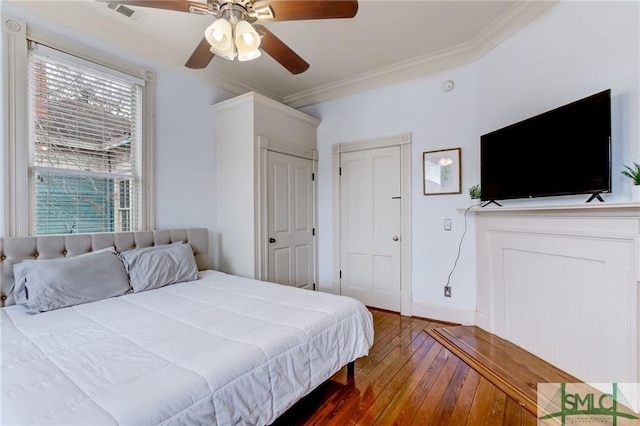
top-left (185, 37), bottom-right (215, 69)
top-left (254, 24), bottom-right (309, 74)
top-left (101, 0), bottom-right (205, 13)
top-left (254, 0), bottom-right (358, 21)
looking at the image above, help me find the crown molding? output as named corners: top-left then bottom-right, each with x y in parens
top-left (5, 0), bottom-right (559, 111)
top-left (283, 0), bottom-right (559, 109)
top-left (253, 92), bottom-right (321, 126)
top-left (213, 91), bottom-right (321, 126)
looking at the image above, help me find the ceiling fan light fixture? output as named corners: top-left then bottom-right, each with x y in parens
top-left (111, 0), bottom-right (360, 73)
top-left (205, 18), bottom-right (232, 51)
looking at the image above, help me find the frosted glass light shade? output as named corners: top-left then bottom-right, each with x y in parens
top-left (205, 18), bottom-right (232, 52)
top-left (235, 20), bottom-right (261, 53)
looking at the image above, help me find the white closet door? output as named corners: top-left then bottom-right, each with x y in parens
top-left (267, 151), bottom-right (314, 289)
top-left (340, 146), bottom-right (401, 311)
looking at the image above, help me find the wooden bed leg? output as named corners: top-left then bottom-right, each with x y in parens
top-left (347, 361), bottom-right (355, 378)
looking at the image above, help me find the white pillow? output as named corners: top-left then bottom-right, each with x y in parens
top-left (13, 247), bottom-right (130, 313)
top-left (120, 242), bottom-right (198, 293)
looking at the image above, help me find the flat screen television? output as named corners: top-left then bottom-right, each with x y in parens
top-left (480, 89), bottom-right (612, 203)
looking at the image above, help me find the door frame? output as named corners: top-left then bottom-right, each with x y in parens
top-left (257, 136), bottom-right (318, 289)
top-left (333, 133), bottom-right (412, 316)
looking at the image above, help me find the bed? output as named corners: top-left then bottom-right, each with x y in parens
top-left (0, 228), bottom-right (374, 425)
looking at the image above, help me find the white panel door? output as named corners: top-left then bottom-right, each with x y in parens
top-left (267, 151), bottom-right (314, 289)
top-left (340, 146), bottom-right (401, 311)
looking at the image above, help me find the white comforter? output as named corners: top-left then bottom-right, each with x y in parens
top-left (1, 270), bottom-right (374, 425)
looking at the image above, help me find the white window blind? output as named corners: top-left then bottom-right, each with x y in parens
top-left (29, 42), bottom-right (142, 234)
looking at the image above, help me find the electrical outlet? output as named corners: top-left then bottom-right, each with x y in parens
top-left (444, 218), bottom-right (452, 231)
top-left (444, 286), bottom-right (452, 297)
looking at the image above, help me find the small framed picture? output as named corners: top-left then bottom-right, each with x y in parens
top-left (423, 148), bottom-right (461, 195)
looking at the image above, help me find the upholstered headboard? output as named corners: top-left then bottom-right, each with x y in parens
top-left (0, 228), bottom-right (210, 307)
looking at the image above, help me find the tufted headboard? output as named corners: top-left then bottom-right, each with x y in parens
top-left (0, 228), bottom-right (210, 307)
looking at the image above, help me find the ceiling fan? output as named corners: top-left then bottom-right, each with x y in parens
top-left (105, 0), bottom-right (359, 74)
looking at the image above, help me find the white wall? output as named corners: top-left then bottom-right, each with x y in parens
top-left (476, 0), bottom-right (639, 204)
top-left (303, 0), bottom-right (639, 323)
top-left (302, 65), bottom-right (480, 317)
top-left (153, 69), bottom-right (231, 268)
top-left (0, 3), bottom-right (234, 266)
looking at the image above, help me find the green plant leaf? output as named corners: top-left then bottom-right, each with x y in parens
top-left (621, 161), bottom-right (640, 185)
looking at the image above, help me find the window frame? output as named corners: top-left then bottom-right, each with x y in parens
top-left (2, 17), bottom-right (155, 236)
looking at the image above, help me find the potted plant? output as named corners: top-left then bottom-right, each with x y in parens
top-left (621, 161), bottom-right (640, 200)
top-left (468, 184), bottom-right (481, 200)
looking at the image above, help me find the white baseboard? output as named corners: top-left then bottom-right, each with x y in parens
top-left (474, 311), bottom-right (491, 332)
top-left (412, 301), bottom-right (475, 325)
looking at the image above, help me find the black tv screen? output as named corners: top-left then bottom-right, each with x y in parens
top-left (480, 89), bottom-right (612, 202)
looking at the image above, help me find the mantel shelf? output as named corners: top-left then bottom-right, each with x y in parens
top-left (457, 201), bottom-right (640, 216)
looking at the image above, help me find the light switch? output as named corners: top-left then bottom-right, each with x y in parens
top-left (444, 218), bottom-right (452, 231)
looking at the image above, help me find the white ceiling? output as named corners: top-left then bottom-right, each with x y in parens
top-left (7, 0), bottom-right (558, 107)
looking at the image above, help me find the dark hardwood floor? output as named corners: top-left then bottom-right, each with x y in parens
top-left (273, 308), bottom-right (537, 425)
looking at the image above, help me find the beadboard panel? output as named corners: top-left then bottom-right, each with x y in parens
top-left (475, 203), bottom-right (640, 384)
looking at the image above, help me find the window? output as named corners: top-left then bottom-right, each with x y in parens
top-left (30, 44), bottom-right (141, 234)
top-left (2, 18), bottom-right (155, 236)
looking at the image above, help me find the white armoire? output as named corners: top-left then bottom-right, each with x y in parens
top-left (213, 92), bottom-right (320, 289)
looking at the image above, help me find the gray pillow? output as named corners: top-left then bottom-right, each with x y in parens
top-left (120, 242), bottom-right (198, 293)
top-left (13, 247), bottom-right (130, 313)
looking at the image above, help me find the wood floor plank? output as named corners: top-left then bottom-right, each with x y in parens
top-left (482, 383), bottom-right (507, 426)
top-left (446, 367), bottom-right (481, 425)
top-left (358, 320), bottom-right (427, 378)
top-left (466, 377), bottom-right (497, 425)
top-left (355, 336), bottom-right (437, 425)
top-left (382, 345), bottom-right (450, 425)
top-left (426, 325), bottom-right (582, 415)
top-left (371, 339), bottom-right (445, 425)
top-left (301, 317), bottom-right (432, 426)
top-left (331, 330), bottom-right (431, 424)
top-left (363, 312), bottom-right (399, 352)
top-left (428, 359), bottom-right (472, 425)
top-left (356, 317), bottom-right (430, 379)
top-left (502, 396), bottom-right (524, 426)
top-left (522, 407), bottom-right (538, 426)
top-left (274, 309), bottom-right (540, 426)
top-left (408, 352), bottom-right (461, 425)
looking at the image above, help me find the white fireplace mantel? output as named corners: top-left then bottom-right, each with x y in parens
top-left (473, 201), bottom-right (639, 384)
top-left (463, 200), bottom-right (640, 215)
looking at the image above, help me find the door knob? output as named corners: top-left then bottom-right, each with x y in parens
top-left (392, 236), bottom-right (400, 241)
top-left (269, 237), bottom-right (276, 244)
